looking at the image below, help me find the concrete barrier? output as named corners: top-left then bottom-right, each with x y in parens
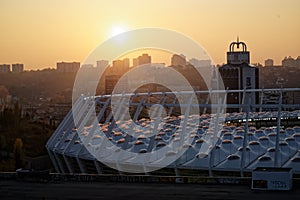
top-left (3, 171), bottom-right (300, 187)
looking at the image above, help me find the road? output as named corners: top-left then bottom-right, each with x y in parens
top-left (0, 180), bottom-right (299, 200)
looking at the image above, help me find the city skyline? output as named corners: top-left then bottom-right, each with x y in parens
top-left (0, 0), bottom-right (300, 69)
top-left (0, 54), bottom-right (299, 75)
top-left (1, 52), bottom-right (299, 73)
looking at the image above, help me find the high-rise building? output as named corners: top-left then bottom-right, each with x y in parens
top-left (122, 58), bottom-right (130, 69)
top-left (12, 63), bottom-right (24, 73)
top-left (0, 64), bottom-right (10, 73)
top-left (81, 64), bottom-right (94, 68)
top-left (105, 75), bottom-right (120, 94)
top-left (219, 38), bottom-right (259, 112)
top-left (171, 54), bottom-right (186, 67)
top-left (138, 53), bottom-right (151, 65)
top-left (132, 58), bottom-right (139, 67)
top-left (111, 58), bottom-right (130, 75)
top-left (297, 56), bottom-right (300, 67)
top-left (96, 60), bottom-right (109, 68)
top-left (264, 59), bottom-right (274, 67)
top-left (56, 62), bottom-right (80, 73)
top-left (282, 56), bottom-right (300, 68)
top-left (112, 60), bottom-right (123, 69)
top-left (189, 58), bottom-right (211, 68)
top-left (132, 54), bottom-right (151, 67)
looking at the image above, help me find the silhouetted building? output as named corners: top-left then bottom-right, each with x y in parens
top-left (111, 58), bottom-right (130, 75)
top-left (138, 53), bottom-right (151, 65)
top-left (81, 64), bottom-right (94, 68)
top-left (96, 60), bottom-right (109, 68)
top-left (138, 54), bottom-right (151, 65)
top-left (132, 58), bottom-right (139, 67)
top-left (0, 64), bottom-right (10, 73)
top-left (12, 63), bottom-right (24, 73)
top-left (189, 58), bottom-right (211, 68)
top-left (123, 58), bottom-right (130, 68)
top-left (259, 64), bottom-right (299, 89)
top-left (105, 75), bottom-right (120, 94)
top-left (264, 59), bottom-right (274, 67)
top-left (219, 38), bottom-right (259, 112)
top-left (171, 54), bottom-right (186, 67)
top-left (56, 62), bottom-right (80, 73)
top-left (282, 56), bottom-right (300, 68)
top-left (132, 54), bottom-right (151, 67)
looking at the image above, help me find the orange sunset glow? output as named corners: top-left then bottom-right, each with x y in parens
top-left (0, 0), bottom-right (299, 70)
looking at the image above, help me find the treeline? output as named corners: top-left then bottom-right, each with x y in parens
top-left (0, 102), bottom-right (54, 171)
top-left (0, 69), bottom-right (77, 103)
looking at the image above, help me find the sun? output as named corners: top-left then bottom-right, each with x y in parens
top-left (110, 26), bottom-right (126, 37)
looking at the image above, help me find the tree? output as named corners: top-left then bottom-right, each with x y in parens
top-left (0, 134), bottom-right (8, 160)
top-left (0, 85), bottom-right (9, 99)
top-left (14, 138), bottom-right (25, 169)
top-left (0, 135), bottom-right (7, 149)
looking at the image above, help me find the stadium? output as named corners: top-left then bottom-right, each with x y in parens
top-left (46, 36), bottom-right (300, 179)
top-left (46, 88), bottom-right (300, 177)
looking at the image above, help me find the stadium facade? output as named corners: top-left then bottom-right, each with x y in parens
top-left (46, 88), bottom-right (300, 176)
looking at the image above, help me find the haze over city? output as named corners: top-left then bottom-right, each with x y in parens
top-left (1, 1), bottom-right (300, 199)
top-left (0, 0), bottom-right (300, 69)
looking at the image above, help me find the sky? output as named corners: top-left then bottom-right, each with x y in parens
top-left (0, 0), bottom-right (299, 70)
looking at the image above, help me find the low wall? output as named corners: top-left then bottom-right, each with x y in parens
top-left (0, 172), bottom-right (252, 185)
top-left (2, 171), bottom-right (300, 187)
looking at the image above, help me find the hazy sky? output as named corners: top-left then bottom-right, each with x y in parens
top-left (0, 0), bottom-right (299, 69)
